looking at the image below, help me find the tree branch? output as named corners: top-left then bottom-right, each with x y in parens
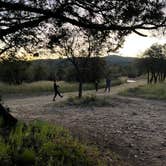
top-left (0, 1), bottom-right (166, 37)
top-left (133, 30), bottom-right (147, 37)
top-left (0, 16), bottom-right (48, 38)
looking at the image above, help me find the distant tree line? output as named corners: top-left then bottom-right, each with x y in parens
top-left (0, 57), bottom-right (106, 84)
top-left (0, 56), bottom-right (30, 85)
top-left (0, 56), bottom-right (141, 85)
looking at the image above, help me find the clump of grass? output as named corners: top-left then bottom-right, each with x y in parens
top-left (0, 120), bottom-right (108, 166)
top-left (120, 83), bottom-right (166, 100)
top-left (57, 95), bottom-right (114, 107)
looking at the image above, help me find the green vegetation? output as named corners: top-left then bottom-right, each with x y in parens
top-left (0, 119), bottom-right (129, 166)
top-left (0, 55), bottom-right (139, 84)
top-left (0, 78), bottom-right (124, 95)
top-left (55, 95), bottom-right (113, 107)
top-left (120, 83), bottom-right (166, 100)
top-left (0, 120), bottom-right (106, 166)
top-left (0, 56), bottom-right (30, 85)
top-left (138, 44), bottom-right (166, 84)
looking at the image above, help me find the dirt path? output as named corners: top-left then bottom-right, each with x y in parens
top-left (4, 79), bottom-right (145, 111)
top-left (3, 80), bottom-right (166, 166)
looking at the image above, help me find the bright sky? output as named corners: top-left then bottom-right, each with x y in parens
top-left (118, 32), bottom-right (166, 57)
top-left (35, 33), bottom-right (166, 59)
top-left (1, 31), bottom-right (166, 59)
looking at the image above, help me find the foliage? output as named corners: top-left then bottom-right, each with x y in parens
top-left (120, 83), bottom-right (166, 100)
top-left (123, 63), bottom-right (141, 78)
top-left (27, 64), bottom-right (49, 81)
top-left (0, 120), bottom-right (107, 166)
top-left (64, 57), bottom-right (106, 82)
top-left (0, 55), bottom-right (137, 84)
top-left (49, 27), bottom-right (116, 98)
top-left (0, 56), bottom-right (30, 85)
top-left (139, 44), bottom-right (166, 83)
top-left (56, 95), bottom-right (114, 107)
top-left (1, 0), bottom-right (166, 44)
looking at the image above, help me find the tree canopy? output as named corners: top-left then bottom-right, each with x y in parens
top-left (0, 0), bottom-right (166, 56)
top-left (0, 0), bottom-right (166, 34)
top-left (139, 44), bottom-right (166, 83)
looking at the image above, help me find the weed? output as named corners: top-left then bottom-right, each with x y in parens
top-left (58, 95), bottom-right (113, 107)
top-left (120, 83), bottom-right (166, 100)
top-left (0, 121), bottom-right (107, 166)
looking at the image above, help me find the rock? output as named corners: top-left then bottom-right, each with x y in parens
top-left (132, 112), bottom-right (138, 116)
top-left (116, 130), bottom-right (122, 134)
top-left (128, 143), bottom-right (134, 147)
top-left (134, 155), bottom-right (138, 158)
top-left (157, 155), bottom-right (163, 159)
top-left (161, 142), bottom-right (166, 147)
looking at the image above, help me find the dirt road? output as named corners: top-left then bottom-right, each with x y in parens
top-left (3, 80), bottom-right (166, 166)
top-left (4, 80), bottom-right (145, 111)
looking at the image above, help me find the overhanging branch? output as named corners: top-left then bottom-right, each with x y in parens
top-left (133, 30), bottom-right (147, 37)
top-left (0, 1), bottom-right (166, 37)
top-left (0, 16), bottom-right (48, 38)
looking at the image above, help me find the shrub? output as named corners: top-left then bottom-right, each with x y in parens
top-left (0, 121), bottom-right (106, 166)
top-left (58, 95), bottom-right (113, 107)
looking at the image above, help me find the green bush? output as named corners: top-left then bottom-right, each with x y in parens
top-left (0, 121), bottom-right (106, 166)
top-left (15, 149), bottom-right (36, 166)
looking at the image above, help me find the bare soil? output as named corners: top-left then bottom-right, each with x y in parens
top-left (4, 80), bottom-right (166, 166)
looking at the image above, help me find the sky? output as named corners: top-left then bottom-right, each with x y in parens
top-left (118, 31), bottom-right (166, 57)
top-left (39, 31), bottom-right (166, 59)
top-left (1, 30), bottom-right (166, 59)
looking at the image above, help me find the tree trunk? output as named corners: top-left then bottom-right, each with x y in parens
top-left (154, 72), bottom-right (158, 84)
top-left (164, 73), bottom-right (166, 81)
top-left (149, 72), bottom-right (154, 83)
top-left (159, 72), bottom-right (162, 82)
top-left (147, 71), bottom-right (150, 84)
top-left (78, 80), bottom-right (83, 98)
top-left (73, 61), bottom-right (83, 98)
top-left (0, 104), bottom-right (17, 127)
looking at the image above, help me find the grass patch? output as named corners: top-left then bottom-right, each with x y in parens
top-left (120, 83), bottom-right (166, 100)
top-left (0, 78), bottom-right (125, 95)
top-left (0, 119), bottom-right (129, 166)
top-left (0, 81), bottom-right (53, 95)
top-left (56, 95), bottom-right (114, 107)
top-left (0, 120), bottom-right (105, 166)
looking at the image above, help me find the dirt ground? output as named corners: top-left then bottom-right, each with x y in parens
top-left (4, 80), bottom-right (166, 166)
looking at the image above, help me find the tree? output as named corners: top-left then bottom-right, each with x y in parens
top-left (0, 0), bottom-right (166, 56)
top-left (83, 57), bottom-right (106, 82)
top-left (0, 55), bottom-right (30, 84)
top-left (140, 44), bottom-right (166, 83)
top-left (0, 0), bottom-right (166, 36)
top-left (64, 57), bottom-right (106, 83)
top-left (48, 27), bottom-right (113, 98)
top-left (0, 104), bottom-right (17, 127)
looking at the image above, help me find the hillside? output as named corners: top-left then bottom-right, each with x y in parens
top-left (32, 55), bottom-right (137, 67)
top-left (105, 55), bottom-right (137, 65)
